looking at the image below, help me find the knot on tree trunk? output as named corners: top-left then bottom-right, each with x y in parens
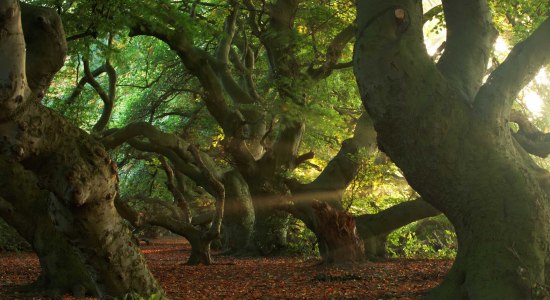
top-left (312, 200), bottom-right (364, 263)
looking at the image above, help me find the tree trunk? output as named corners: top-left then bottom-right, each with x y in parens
top-left (222, 170), bottom-right (255, 253)
top-left (287, 117), bottom-right (377, 263)
top-left (0, 165), bottom-right (95, 297)
top-left (187, 233), bottom-right (213, 265)
top-left (0, 2), bottom-right (164, 298)
top-left (31, 221), bottom-right (95, 297)
top-left (354, 0), bottom-right (550, 298)
top-left (311, 201), bottom-right (364, 263)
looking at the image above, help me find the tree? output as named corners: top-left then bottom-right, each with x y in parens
top-left (0, 1), bottom-right (163, 298)
top-left (354, 0), bottom-right (550, 298)
top-left (45, 0), bottom-right (445, 263)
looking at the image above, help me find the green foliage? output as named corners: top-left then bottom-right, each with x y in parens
top-left (345, 153), bottom-right (412, 215)
top-left (386, 215), bottom-right (457, 259)
top-left (27, 0), bottom-right (509, 264)
top-left (490, 0), bottom-right (549, 43)
top-left (0, 218), bottom-right (30, 252)
top-left (285, 219), bottom-right (320, 259)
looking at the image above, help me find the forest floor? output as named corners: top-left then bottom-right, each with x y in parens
top-left (0, 237), bottom-right (452, 299)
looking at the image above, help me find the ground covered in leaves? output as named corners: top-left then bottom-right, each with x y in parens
top-left (0, 238), bottom-right (452, 299)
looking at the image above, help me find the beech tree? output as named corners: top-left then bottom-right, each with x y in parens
top-left (27, 0), bottom-right (443, 264)
top-left (354, 0), bottom-right (550, 298)
top-left (0, 1), bottom-right (163, 298)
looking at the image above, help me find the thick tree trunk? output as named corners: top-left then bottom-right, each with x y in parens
top-left (354, 0), bottom-right (550, 298)
top-left (0, 2), bottom-right (164, 298)
top-left (287, 116), bottom-right (377, 263)
top-left (18, 108), bottom-right (163, 297)
top-left (0, 162), bottom-right (95, 297)
top-left (222, 170), bottom-right (255, 253)
top-left (30, 222), bottom-right (95, 297)
top-left (311, 201), bottom-right (364, 263)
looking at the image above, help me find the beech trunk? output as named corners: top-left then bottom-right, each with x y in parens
top-left (0, 160), bottom-right (95, 297)
top-left (222, 170), bottom-right (255, 253)
top-left (0, 2), bottom-right (164, 298)
top-left (355, 0), bottom-right (550, 298)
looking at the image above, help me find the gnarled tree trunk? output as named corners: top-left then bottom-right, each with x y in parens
top-left (0, 160), bottom-right (95, 297)
top-left (355, 0), bottom-right (550, 298)
top-left (311, 201), bottom-right (364, 263)
top-left (0, 2), bottom-right (163, 298)
top-left (288, 114), bottom-right (377, 263)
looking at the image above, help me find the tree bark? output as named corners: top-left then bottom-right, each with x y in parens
top-left (355, 0), bottom-right (550, 298)
top-left (250, 201), bottom-right (290, 255)
top-left (222, 170), bottom-right (255, 253)
top-left (0, 159), bottom-right (95, 298)
top-left (311, 201), bottom-right (364, 263)
top-left (186, 232), bottom-right (214, 266)
top-left (0, 2), bottom-right (164, 298)
top-left (287, 114), bottom-right (377, 263)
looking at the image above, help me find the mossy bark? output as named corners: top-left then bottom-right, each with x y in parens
top-left (222, 170), bottom-right (255, 253)
top-left (0, 2), bottom-right (164, 298)
top-left (0, 160), bottom-right (95, 297)
top-left (354, 0), bottom-right (550, 297)
top-left (311, 201), bottom-right (364, 263)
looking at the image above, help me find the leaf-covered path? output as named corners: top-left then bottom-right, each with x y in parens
top-left (0, 238), bottom-right (452, 299)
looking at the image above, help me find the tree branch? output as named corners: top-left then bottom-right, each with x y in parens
top-left (0, 0), bottom-right (31, 120)
top-left (159, 156), bottom-right (191, 223)
top-left (21, 3), bottom-right (67, 99)
top-left (262, 0), bottom-right (304, 105)
top-left (510, 110), bottom-right (550, 157)
top-left (116, 196), bottom-right (194, 236)
top-left (242, 0), bottom-right (261, 36)
top-left (91, 60), bottom-right (117, 132)
top-left (155, 102), bottom-right (205, 120)
top-left (356, 198), bottom-right (440, 237)
top-left (423, 4), bottom-right (442, 24)
top-left (189, 145), bottom-right (225, 241)
top-left (129, 13), bottom-right (233, 133)
top-left (83, 58), bottom-right (110, 112)
top-left (291, 113), bottom-right (377, 208)
top-left (216, 4), bottom-right (256, 105)
top-left (64, 64), bottom-right (107, 109)
top-left (476, 18), bottom-right (550, 119)
top-left (294, 150), bottom-right (315, 167)
top-left (129, 139), bottom-right (216, 194)
top-left (437, 0), bottom-right (498, 101)
top-left (307, 24), bottom-right (356, 80)
top-left (228, 44), bottom-right (262, 102)
top-left (101, 122), bottom-right (189, 152)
